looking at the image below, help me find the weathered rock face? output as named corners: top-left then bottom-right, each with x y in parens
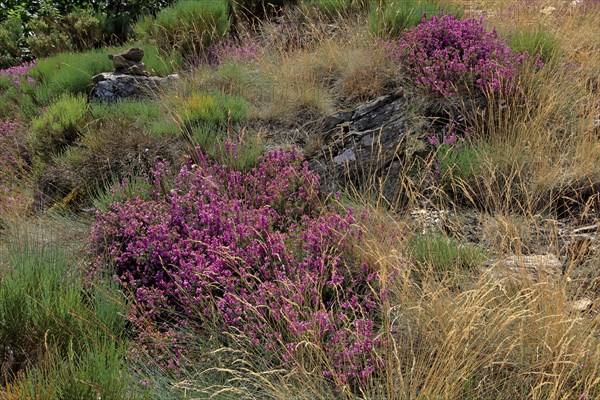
top-left (307, 89), bottom-right (422, 204)
top-left (90, 47), bottom-right (178, 102)
top-left (90, 72), bottom-right (178, 102)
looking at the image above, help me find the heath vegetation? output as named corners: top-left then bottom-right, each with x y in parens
top-left (1, 0), bottom-right (599, 399)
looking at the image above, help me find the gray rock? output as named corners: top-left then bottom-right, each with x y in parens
top-left (307, 89), bottom-right (416, 203)
top-left (482, 254), bottom-right (563, 282)
top-left (90, 72), bottom-right (178, 102)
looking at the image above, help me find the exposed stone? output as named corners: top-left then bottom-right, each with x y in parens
top-left (307, 89), bottom-right (419, 203)
top-left (482, 254), bottom-right (563, 282)
top-left (570, 298), bottom-right (593, 312)
top-left (109, 47), bottom-right (144, 63)
top-left (109, 55), bottom-right (148, 75)
top-left (90, 72), bottom-right (178, 102)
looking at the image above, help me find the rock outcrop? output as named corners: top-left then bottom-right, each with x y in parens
top-left (90, 73), bottom-right (178, 102)
top-left (90, 47), bottom-right (178, 102)
top-left (307, 89), bottom-right (422, 204)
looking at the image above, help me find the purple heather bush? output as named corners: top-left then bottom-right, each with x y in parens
top-left (92, 147), bottom-right (383, 384)
top-left (0, 61), bottom-right (36, 87)
top-left (195, 39), bottom-right (263, 67)
top-left (387, 15), bottom-right (527, 97)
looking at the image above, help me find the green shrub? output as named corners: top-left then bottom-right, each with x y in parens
top-left (0, 15), bottom-right (24, 69)
top-left (29, 93), bottom-right (88, 163)
top-left (0, 232), bottom-right (133, 397)
top-left (29, 50), bottom-right (111, 103)
top-left (134, 0), bottom-right (230, 56)
top-left (369, 0), bottom-right (463, 38)
top-left (29, 45), bottom-right (180, 104)
top-left (26, 18), bottom-right (74, 59)
top-left (509, 26), bottom-right (559, 64)
top-left (303, 0), bottom-right (353, 18)
top-left (409, 232), bottom-right (486, 275)
top-left (181, 91), bottom-right (248, 127)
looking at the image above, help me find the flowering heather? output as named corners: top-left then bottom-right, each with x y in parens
top-left (388, 15), bottom-right (525, 96)
top-left (92, 148), bottom-right (383, 383)
top-left (195, 40), bottom-right (263, 67)
top-left (0, 61), bottom-right (36, 87)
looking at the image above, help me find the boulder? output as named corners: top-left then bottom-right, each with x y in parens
top-left (90, 72), bottom-right (178, 102)
top-left (482, 254), bottom-right (563, 282)
top-left (109, 47), bottom-right (144, 63)
top-left (307, 89), bottom-right (420, 203)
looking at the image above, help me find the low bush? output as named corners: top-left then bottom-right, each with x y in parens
top-left (369, 0), bottom-right (463, 38)
top-left (29, 50), bottom-right (110, 103)
top-left (0, 119), bottom-right (29, 215)
top-left (509, 26), bottom-right (559, 64)
top-left (91, 148), bottom-right (383, 385)
top-left (388, 14), bottom-right (526, 97)
top-left (134, 0), bottom-right (230, 57)
top-left (29, 45), bottom-right (180, 104)
top-left (0, 235), bottom-right (131, 395)
top-left (28, 93), bottom-right (88, 164)
top-left (0, 15), bottom-right (24, 69)
top-left (181, 91), bottom-right (248, 127)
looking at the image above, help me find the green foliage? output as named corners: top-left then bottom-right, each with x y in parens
top-left (29, 93), bottom-right (88, 163)
top-left (0, 231), bottom-right (134, 398)
top-left (509, 26), bottom-right (559, 64)
top-left (0, 15), bottom-right (24, 69)
top-left (107, 43), bottom-right (182, 76)
top-left (181, 91), bottom-right (248, 129)
top-left (29, 45), bottom-right (179, 104)
top-left (29, 50), bottom-right (111, 103)
top-left (369, 0), bottom-right (463, 38)
top-left (303, 0), bottom-right (354, 18)
top-left (409, 232), bottom-right (486, 275)
top-left (438, 142), bottom-right (483, 186)
top-left (92, 175), bottom-right (154, 212)
top-left (134, 0), bottom-right (230, 56)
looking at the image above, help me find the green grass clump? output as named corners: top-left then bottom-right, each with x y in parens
top-left (409, 232), bottom-right (487, 276)
top-left (303, 0), bottom-right (354, 18)
top-left (182, 91), bottom-right (248, 127)
top-left (0, 232), bottom-right (132, 396)
top-left (29, 50), bottom-right (111, 104)
top-left (29, 93), bottom-right (88, 163)
top-left (29, 45), bottom-right (180, 104)
top-left (509, 26), bottom-right (560, 64)
top-left (369, 0), bottom-right (463, 38)
top-left (134, 0), bottom-right (230, 56)
top-left (92, 175), bottom-right (154, 212)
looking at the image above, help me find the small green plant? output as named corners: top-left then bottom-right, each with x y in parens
top-left (29, 50), bottom-right (111, 103)
top-left (29, 93), bottom-right (88, 163)
top-left (92, 175), bottom-right (154, 212)
top-left (509, 26), bottom-right (559, 64)
top-left (134, 0), bottom-right (230, 56)
top-left (181, 91), bottom-right (248, 127)
top-left (303, 0), bottom-right (353, 18)
top-left (0, 15), bottom-right (23, 69)
top-left (369, 0), bottom-right (463, 38)
top-left (409, 232), bottom-right (486, 275)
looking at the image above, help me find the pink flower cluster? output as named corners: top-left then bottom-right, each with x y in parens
top-left (388, 15), bottom-right (524, 96)
top-left (195, 40), bottom-right (263, 67)
top-left (92, 147), bottom-right (383, 384)
top-left (0, 61), bottom-right (36, 87)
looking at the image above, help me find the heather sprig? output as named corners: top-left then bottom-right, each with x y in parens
top-left (388, 15), bottom-right (526, 96)
top-left (0, 61), bottom-right (36, 87)
top-left (92, 148), bottom-right (383, 384)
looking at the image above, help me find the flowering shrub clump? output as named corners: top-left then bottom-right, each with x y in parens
top-left (92, 148), bottom-right (382, 384)
top-left (388, 15), bottom-right (525, 96)
top-left (0, 61), bottom-right (36, 87)
top-left (194, 39), bottom-right (263, 67)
